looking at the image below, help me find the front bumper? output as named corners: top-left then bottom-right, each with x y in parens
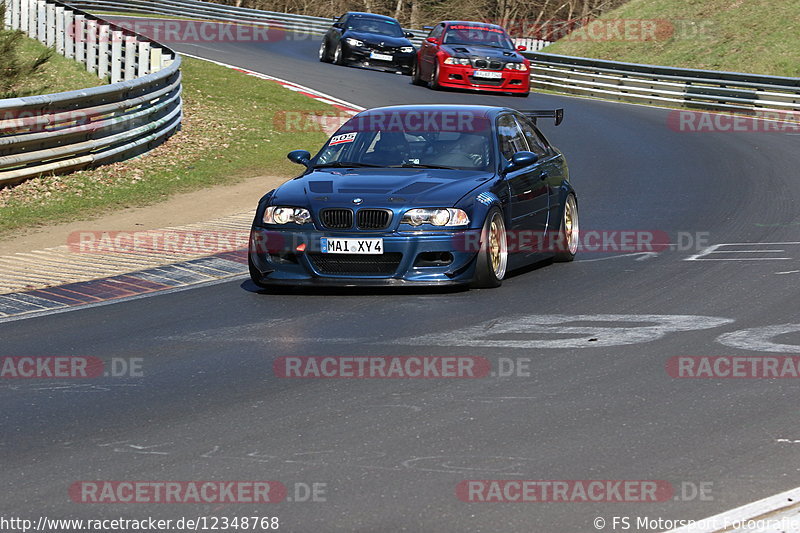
top-left (249, 227), bottom-right (479, 286)
top-left (344, 47), bottom-right (415, 72)
top-left (437, 63), bottom-right (531, 93)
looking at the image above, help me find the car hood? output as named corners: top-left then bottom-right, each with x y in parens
top-left (345, 31), bottom-right (412, 47)
top-left (272, 168), bottom-right (493, 208)
top-left (442, 44), bottom-right (523, 61)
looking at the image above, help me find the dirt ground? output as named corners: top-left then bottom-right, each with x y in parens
top-left (0, 174), bottom-right (288, 255)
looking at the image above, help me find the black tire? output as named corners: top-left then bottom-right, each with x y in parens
top-left (554, 194), bottom-right (579, 262)
top-left (428, 60), bottom-right (441, 90)
top-left (334, 42), bottom-right (345, 65)
top-left (318, 40), bottom-right (330, 63)
top-left (248, 254), bottom-right (268, 288)
top-left (470, 207), bottom-right (508, 289)
top-left (411, 60), bottom-right (425, 85)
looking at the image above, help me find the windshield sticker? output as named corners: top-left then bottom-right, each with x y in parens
top-left (330, 132), bottom-right (357, 146)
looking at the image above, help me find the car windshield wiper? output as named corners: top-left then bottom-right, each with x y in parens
top-left (388, 163), bottom-right (458, 170)
top-left (313, 161), bottom-right (385, 168)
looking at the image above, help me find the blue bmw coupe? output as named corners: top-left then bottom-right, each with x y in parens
top-left (248, 104), bottom-right (578, 288)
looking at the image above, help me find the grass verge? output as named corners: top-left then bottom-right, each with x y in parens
top-left (11, 34), bottom-right (104, 96)
top-left (0, 57), bottom-right (333, 236)
top-left (542, 0), bottom-right (800, 77)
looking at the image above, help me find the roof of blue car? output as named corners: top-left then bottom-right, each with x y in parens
top-left (344, 12), bottom-right (401, 21)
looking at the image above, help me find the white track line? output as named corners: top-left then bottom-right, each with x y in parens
top-left (667, 486), bottom-right (800, 532)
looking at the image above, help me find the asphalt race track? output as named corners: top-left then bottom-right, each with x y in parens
top-left (2, 23), bottom-right (800, 532)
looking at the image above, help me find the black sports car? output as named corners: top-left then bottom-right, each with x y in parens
top-left (319, 12), bottom-right (416, 74)
top-left (248, 104), bottom-right (578, 289)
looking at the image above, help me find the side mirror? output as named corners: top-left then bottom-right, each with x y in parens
top-left (426, 36), bottom-right (439, 44)
top-left (288, 150), bottom-right (311, 167)
top-left (516, 44), bottom-right (527, 51)
top-left (504, 151), bottom-right (538, 173)
top-left (405, 32), bottom-right (414, 38)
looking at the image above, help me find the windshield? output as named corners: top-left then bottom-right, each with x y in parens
top-left (347, 17), bottom-right (405, 38)
top-left (443, 24), bottom-right (514, 48)
top-left (313, 110), bottom-right (494, 172)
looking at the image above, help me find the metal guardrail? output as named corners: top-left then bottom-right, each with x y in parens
top-left (65, 0), bottom-right (552, 51)
top-left (67, 0), bottom-right (796, 114)
top-left (524, 52), bottom-right (800, 113)
top-left (67, 0), bottom-right (430, 45)
top-left (0, 0), bottom-right (181, 186)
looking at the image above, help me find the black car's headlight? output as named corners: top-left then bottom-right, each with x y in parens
top-left (263, 206), bottom-right (312, 225)
top-left (443, 57), bottom-right (470, 66)
top-left (504, 62), bottom-right (528, 71)
top-left (402, 208), bottom-right (469, 227)
top-left (400, 46), bottom-right (414, 53)
top-left (345, 38), bottom-right (364, 47)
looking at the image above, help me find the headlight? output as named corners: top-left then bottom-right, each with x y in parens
top-left (401, 208), bottom-right (470, 227)
top-left (345, 38), bottom-right (364, 47)
top-left (505, 62), bottom-right (528, 71)
top-left (400, 46), bottom-right (414, 53)
top-left (263, 206), bottom-right (312, 225)
top-left (443, 57), bottom-right (470, 66)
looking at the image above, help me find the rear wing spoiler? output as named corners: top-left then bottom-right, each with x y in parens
top-left (519, 108), bottom-right (564, 126)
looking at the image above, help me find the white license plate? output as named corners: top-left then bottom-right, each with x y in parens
top-left (473, 70), bottom-right (503, 79)
top-left (370, 52), bottom-right (393, 61)
top-left (321, 238), bottom-right (383, 254)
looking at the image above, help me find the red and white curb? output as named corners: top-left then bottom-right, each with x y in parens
top-left (179, 52), bottom-right (363, 114)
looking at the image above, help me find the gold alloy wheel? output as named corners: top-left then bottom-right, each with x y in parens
top-left (489, 213), bottom-right (508, 279)
top-left (564, 195), bottom-right (579, 255)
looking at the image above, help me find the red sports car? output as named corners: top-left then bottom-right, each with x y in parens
top-left (412, 21), bottom-right (530, 97)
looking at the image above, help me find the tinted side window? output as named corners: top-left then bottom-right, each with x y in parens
top-left (429, 24), bottom-right (445, 40)
top-left (497, 115), bottom-right (527, 161)
top-left (516, 116), bottom-right (548, 157)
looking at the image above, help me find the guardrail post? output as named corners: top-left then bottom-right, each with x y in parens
top-left (3, 0), bottom-right (11, 27)
top-left (137, 41), bottom-right (150, 77)
top-left (36, 0), bottom-right (45, 44)
top-left (54, 5), bottom-right (64, 54)
top-left (85, 18), bottom-right (97, 73)
top-left (45, 1), bottom-right (55, 47)
top-left (97, 23), bottom-right (110, 79)
top-left (10, 0), bottom-right (20, 30)
top-left (27, 0), bottom-right (35, 37)
top-left (64, 10), bottom-right (74, 58)
top-left (73, 13), bottom-right (84, 63)
top-left (149, 47), bottom-right (162, 73)
top-left (110, 29), bottom-right (122, 83)
top-left (124, 35), bottom-right (136, 80)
